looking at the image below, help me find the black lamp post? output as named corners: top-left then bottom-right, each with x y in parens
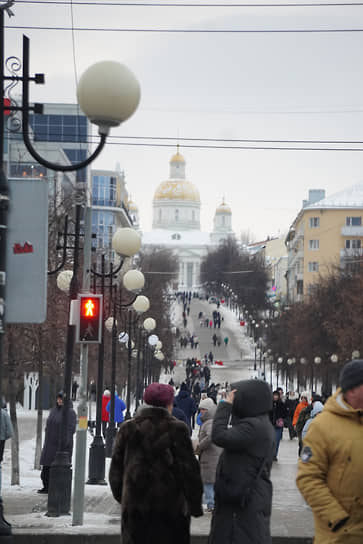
top-left (0, 4), bottom-right (140, 516)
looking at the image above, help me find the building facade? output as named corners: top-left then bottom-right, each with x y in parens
top-left (286, 184), bottom-right (363, 302)
top-left (142, 151), bottom-right (235, 290)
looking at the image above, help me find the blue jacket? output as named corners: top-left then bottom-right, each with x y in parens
top-left (106, 395), bottom-right (126, 423)
top-left (175, 390), bottom-right (197, 429)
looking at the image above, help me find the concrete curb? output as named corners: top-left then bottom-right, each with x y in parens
top-left (8, 534), bottom-right (313, 544)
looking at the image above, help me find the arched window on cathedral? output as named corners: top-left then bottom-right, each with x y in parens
top-left (158, 209), bottom-right (162, 222)
top-left (175, 209), bottom-right (179, 222)
top-left (192, 210), bottom-right (195, 222)
top-left (172, 233), bottom-right (181, 240)
top-left (222, 215), bottom-right (225, 226)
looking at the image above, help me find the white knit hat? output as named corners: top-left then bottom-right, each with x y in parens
top-left (199, 397), bottom-right (215, 411)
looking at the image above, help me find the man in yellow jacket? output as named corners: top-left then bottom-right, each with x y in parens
top-left (296, 359), bottom-right (363, 543)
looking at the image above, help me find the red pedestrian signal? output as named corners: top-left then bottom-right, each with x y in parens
top-left (76, 294), bottom-right (103, 343)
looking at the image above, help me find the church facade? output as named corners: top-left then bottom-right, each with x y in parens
top-left (138, 151), bottom-right (235, 290)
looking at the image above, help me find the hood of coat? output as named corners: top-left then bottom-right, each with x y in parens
top-left (231, 379), bottom-right (273, 418)
top-left (200, 402), bottom-right (217, 422)
top-left (310, 401), bottom-right (324, 418)
top-left (324, 389), bottom-right (363, 420)
top-left (177, 390), bottom-right (190, 400)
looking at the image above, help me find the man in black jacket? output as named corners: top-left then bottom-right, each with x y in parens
top-left (209, 380), bottom-right (275, 544)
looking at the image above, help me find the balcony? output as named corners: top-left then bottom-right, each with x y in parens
top-left (340, 248), bottom-right (363, 260)
top-left (341, 226), bottom-right (363, 236)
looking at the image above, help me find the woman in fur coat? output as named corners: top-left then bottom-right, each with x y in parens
top-left (109, 383), bottom-right (203, 544)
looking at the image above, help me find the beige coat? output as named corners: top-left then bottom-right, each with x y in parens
top-left (198, 404), bottom-right (222, 484)
top-left (296, 389), bottom-right (363, 544)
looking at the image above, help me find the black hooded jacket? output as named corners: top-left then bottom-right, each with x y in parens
top-left (209, 380), bottom-right (275, 544)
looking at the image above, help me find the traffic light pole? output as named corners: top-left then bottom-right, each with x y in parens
top-left (87, 255), bottom-right (106, 485)
top-left (72, 206), bottom-right (92, 526)
top-left (47, 199), bottom-right (81, 517)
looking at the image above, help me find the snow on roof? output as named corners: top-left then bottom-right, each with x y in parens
top-left (306, 182), bottom-right (363, 209)
top-left (142, 229), bottom-right (212, 247)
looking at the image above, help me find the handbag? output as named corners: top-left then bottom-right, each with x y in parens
top-left (275, 417), bottom-right (284, 428)
top-left (215, 454), bottom-right (267, 508)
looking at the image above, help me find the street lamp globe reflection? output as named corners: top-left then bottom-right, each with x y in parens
top-left (56, 270), bottom-right (73, 292)
top-left (112, 227), bottom-right (141, 257)
top-left (77, 61), bottom-right (141, 135)
top-left (123, 269), bottom-right (145, 292)
top-left (143, 317), bottom-right (156, 331)
top-left (132, 295), bottom-right (150, 314)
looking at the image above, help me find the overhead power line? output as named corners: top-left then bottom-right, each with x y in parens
top-left (15, 1), bottom-right (363, 6)
top-left (7, 24), bottom-right (363, 33)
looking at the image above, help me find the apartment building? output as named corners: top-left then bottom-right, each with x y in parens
top-left (286, 184), bottom-right (363, 302)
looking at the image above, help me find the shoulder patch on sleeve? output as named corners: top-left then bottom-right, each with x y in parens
top-left (300, 445), bottom-right (313, 463)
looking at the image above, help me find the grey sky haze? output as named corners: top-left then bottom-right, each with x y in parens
top-left (5, 1), bottom-right (363, 240)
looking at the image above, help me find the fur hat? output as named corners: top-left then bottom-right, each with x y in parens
top-left (300, 391), bottom-right (309, 401)
top-left (143, 383), bottom-right (174, 408)
top-left (339, 359), bottom-right (363, 393)
top-left (199, 397), bottom-right (215, 411)
top-left (103, 389), bottom-right (111, 397)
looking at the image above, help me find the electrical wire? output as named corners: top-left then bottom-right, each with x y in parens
top-left (7, 25), bottom-right (363, 33)
top-left (14, 0), bottom-right (363, 6)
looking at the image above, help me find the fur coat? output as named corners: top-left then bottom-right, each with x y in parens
top-left (109, 406), bottom-right (203, 544)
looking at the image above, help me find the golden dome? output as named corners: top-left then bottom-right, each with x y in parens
top-left (154, 180), bottom-right (200, 202)
top-left (216, 200), bottom-right (232, 214)
top-left (170, 152), bottom-right (185, 164)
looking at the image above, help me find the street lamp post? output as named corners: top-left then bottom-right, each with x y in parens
top-left (88, 229), bottom-right (142, 482)
top-left (0, 4), bottom-right (141, 518)
top-left (312, 356), bottom-right (322, 395)
top-left (277, 357), bottom-right (283, 388)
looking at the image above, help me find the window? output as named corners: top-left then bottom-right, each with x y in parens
top-left (346, 239), bottom-right (361, 249)
top-left (175, 209), bottom-right (179, 222)
top-left (309, 240), bottom-right (319, 250)
top-left (192, 210), bottom-right (195, 222)
top-left (346, 217), bottom-right (362, 226)
top-left (158, 209), bottom-right (162, 222)
top-left (310, 217), bottom-right (320, 228)
top-left (296, 280), bottom-right (304, 295)
top-left (308, 262), bottom-right (319, 272)
top-left (172, 233), bottom-right (181, 240)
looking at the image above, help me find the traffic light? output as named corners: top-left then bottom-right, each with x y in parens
top-left (76, 294), bottom-right (103, 343)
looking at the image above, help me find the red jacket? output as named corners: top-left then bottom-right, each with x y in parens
top-left (102, 395), bottom-right (110, 422)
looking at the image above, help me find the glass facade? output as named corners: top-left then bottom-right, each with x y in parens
top-left (92, 175), bottom-right (117, 207)
top-left (29, 112), bottom-right (88, 182)
top-left (92, 210), bottom-right (116, 252)
top-left (30, 114), bottom-right (87, 143)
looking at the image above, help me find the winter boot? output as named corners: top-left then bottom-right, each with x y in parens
top-left (0, 498), bottom-right (12, 535)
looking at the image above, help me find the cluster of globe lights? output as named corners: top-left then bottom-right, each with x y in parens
top-left (57, 226), bottom-right (164, 361)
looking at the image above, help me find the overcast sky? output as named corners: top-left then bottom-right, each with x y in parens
top-left (5, 0), bottom-right (363, 240)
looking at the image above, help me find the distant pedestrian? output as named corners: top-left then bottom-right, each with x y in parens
top-left (175, 383), bottom-right (197, 433)
top-left (212, 334), bottom-right (217, 347)
top-left (269, 390), bottom-right (287, 461)
top-left (71, 380), bottom-right (79, 401)
top-left (102, 389), bottom-right (111, 438)
top-left (106, 392), bottom-right (126, 426)
top-left (89, 380), bottom-right (96, 402)
top-left (208, 352), bottom-right (214, 364)
top-left (38, 392), bottom-right (76, 494)
top-left (223, 337), bottom-right (229, 347)
top-left (109, 383), bottom-right (203, 544)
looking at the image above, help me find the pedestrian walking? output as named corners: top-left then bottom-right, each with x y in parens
top-left (38, 392), bottom-right (76, 494)
top-left (209, 380), bottom-right (275, 544)
top-left (285, 391), bottom-right (299, 439)
top-left (301, 401), bottom-right (324, 441)
top-left (175, 383), bottom-right (197, 434)
top-left (296, 359), bottom-right (363, 543)
top-left (109, 383), bottom-right (203, 544)
top-left (102, 389), bottom-right (111, 438)
top-left (106, 392), bottom-right (126, 426)
top-left (71, 380), bottom-right (79, 401)
top-left (195, 397), bottom-right (222, 513)
top-left (0, 403), bottom-right (13, 535)
top-left (212, 334), bottom-right (217, 347)
top-left (269, 390), bottom-right (287, 461)
top-left (223, 337), bottom-right (229, 347)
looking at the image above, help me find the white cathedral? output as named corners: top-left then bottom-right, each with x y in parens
top-left (134, 151), bottom-right (235, 290)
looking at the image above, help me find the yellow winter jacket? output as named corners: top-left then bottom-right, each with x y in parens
top-left (296, 389), bottom-right (363, 544)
